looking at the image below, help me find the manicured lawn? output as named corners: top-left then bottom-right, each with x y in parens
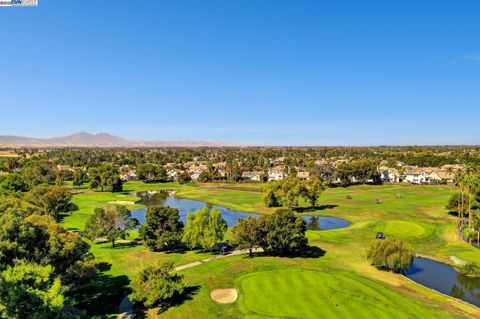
top-left (239, 269), bottom-right (456, 318)
top-left (61, 182), bottom-right (480, 318)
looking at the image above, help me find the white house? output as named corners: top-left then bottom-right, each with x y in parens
top-left (404, 168), bottom-right (429, 184)
top-left (241, 171), bottom-right (262, 182)
top-left (167, 169), bottom-right (184, 181)
top-left (268, 168), bottom-right (285, 181)
top-left (379, 167), bottom-right (400, 183)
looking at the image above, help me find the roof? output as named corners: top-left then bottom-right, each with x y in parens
top-left (433, 170), bottom-right (456, 180)
top-left (242, 171), bottom-right (262, 178)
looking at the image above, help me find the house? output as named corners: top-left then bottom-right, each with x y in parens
top-left (119, 165), bottom-right (137, 181)
top-left (268, 168), bottom-right (285, 181)
top-left (297, 171), bottom-right (310, 180)
top-left (241, 171), bottom-right (262, 182)
top-left (190, 172), bottom-right (201, 181)
top-left (403, 167), bottom-right (429, 184)
top-left (167, 169), bottom-right (184, 181)
top-left (379, 166), bottom-right (401, 183)
top-left (428, 170), bottom-right (456, 184)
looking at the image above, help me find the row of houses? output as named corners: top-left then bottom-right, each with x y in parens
top-left (241, 168), bottom-right (287, 182)
top-left (379, 164), bottom-right (463, 184)
top-left (241, 169), bottom-right (311, 182)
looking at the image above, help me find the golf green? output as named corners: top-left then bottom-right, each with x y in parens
top-left (238, 269), bottom-right (456, 318)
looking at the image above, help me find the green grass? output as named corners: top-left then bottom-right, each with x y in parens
top-left (238, 269), bottom-right (455, 318)
top-left (60, 182), bottom-right (480, 318)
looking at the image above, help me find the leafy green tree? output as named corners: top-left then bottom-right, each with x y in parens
top-left (0, 173), bottom-right (29, 194)
top-left (203, 209), bottom-right (227, 250)
top-left (72, 169), bottom-right (87, 187)
top-left (0, 212), bottom-right (96, 287)
top-left (136, 164), bottom-right (167, 182)
top-left (21, 161), bottom-right (57, 188)
top-left (232, 217), bottom-right (262, 256)
top-left (129, 262), bottom-right (185, 310)
top-left (258, 209), bottom-right (307, 255)
top-left (84, 206), bottom-right (139, 247)
top-left (26, 185), bottom-right (76, 220)
top-left (263, 189), bottom-right (280, 207)
top-left (367, 238), bottom-right (414, 274)
top-left (0, 263), bottom-right (65, 319)
top-left (301, 177), bottom-right (325, 208)
top-left (139, 206), bottom-right (184, 251)
top-left (182, 207), bottom-right (227, 251)
top-left (88, 165), bottom-right (123, 192)
top-left (0, 195), bottom-right (42, 216)
top-left (177, 171), bottom-right (191, 184)
top-left (283, 189), bottom-right (299, 209)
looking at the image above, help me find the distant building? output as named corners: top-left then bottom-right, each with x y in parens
top-left (428, 170), bottom-right (456, 184)
top-left (403, 167), bottom-right (431, 184)
top-left (296, 171), bottom-right (310, 180)
top-left (268, 168), bottom-right (285, 181)
top-left (379, 166), bottom-right (401, 183)
top-left (242, 171), bottom-right (262, 182)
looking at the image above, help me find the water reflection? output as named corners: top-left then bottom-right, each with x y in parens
top-left (131, 191), bottom-right (352, 230)
top-left (303, 215), bottom-right (351, 231)
top-left (131, 191), bottom-right (258, 227)
top-left (406, 257), bottom-right (480, 307)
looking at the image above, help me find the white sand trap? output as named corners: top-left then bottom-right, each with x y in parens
top-left (108, 200), bottom-right (135, 205)
top-left (210, 288), bottom-right (238, 304)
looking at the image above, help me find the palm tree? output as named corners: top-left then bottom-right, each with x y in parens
top-left (455, 173), bottom-right (466, 220)
top-left (464, 164), bottom-right (480, 244)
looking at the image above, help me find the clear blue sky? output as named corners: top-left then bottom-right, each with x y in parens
top-left (1, 1), bottom-right (480, 145)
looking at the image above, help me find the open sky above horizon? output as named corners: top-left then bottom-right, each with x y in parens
top-left (1, 1), bottom-right (480, 146)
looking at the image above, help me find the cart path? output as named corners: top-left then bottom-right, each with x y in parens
top-left (119, 247), bottom-right (262, 318)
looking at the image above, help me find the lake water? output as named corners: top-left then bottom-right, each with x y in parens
top-left (304, 215), bottom-right (351, 231)
top-left (131, 191), bottom-right (258, 227)
top-left (131, 191), bottom-right (351, 230)
top-left (406, 257), bottom-right (480, 307)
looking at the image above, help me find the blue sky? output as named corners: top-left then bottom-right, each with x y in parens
top-left (1, 1), bottom-right (480, 145)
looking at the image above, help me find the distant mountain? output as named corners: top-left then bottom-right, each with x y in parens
top-left (0, 132), bottom-right (237, 148)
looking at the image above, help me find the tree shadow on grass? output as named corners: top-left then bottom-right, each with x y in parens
top-left (294, 205), bottom-right (338, 213)
top-left (253, 246), bottom-right (327, 259)
top-left (133, 285), bottom-right (201, 318)
top-left (95, 239), bottom-right (142, 249)
top-left (69, 262), bottom-right (130, 318)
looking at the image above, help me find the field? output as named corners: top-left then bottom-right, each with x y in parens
top-left (60, 182), bottom-right (480, 318)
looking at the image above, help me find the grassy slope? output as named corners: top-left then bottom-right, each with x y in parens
top-left (61, 182), bottom-right (480, 318)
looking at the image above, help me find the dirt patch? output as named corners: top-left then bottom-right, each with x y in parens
top-left (210, 288), bottom-right (238, 304)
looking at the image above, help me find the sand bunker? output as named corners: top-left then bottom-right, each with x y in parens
top-left (210, 288), bottom-right (238, 304)
top-left (107, 200), bottom-right (135, 205)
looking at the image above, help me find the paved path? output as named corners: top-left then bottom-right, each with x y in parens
top-left (118, 247), bottom-right (262, 317)
top-left (174, 248), bottom-right (261, 271)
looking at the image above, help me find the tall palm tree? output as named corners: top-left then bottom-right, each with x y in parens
top-left (464, 164), bottom-right (480, 244)
top-left (455, 173), bottom-right (465, 220)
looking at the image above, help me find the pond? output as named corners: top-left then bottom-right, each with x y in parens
top-left (131, 190), bottom-right (351, 230)
top-left (303, 215), bottom-right (351, 231)
top-left (405, 257), bottom-right (480, 307)
top-left (131, 191), bottom-right (259, 227)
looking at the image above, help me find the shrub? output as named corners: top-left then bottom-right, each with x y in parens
top-left (460, 262), bottom-right (480, 278)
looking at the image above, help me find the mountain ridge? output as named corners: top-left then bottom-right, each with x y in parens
top-left (0, 132), bottom-right (238, 147)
